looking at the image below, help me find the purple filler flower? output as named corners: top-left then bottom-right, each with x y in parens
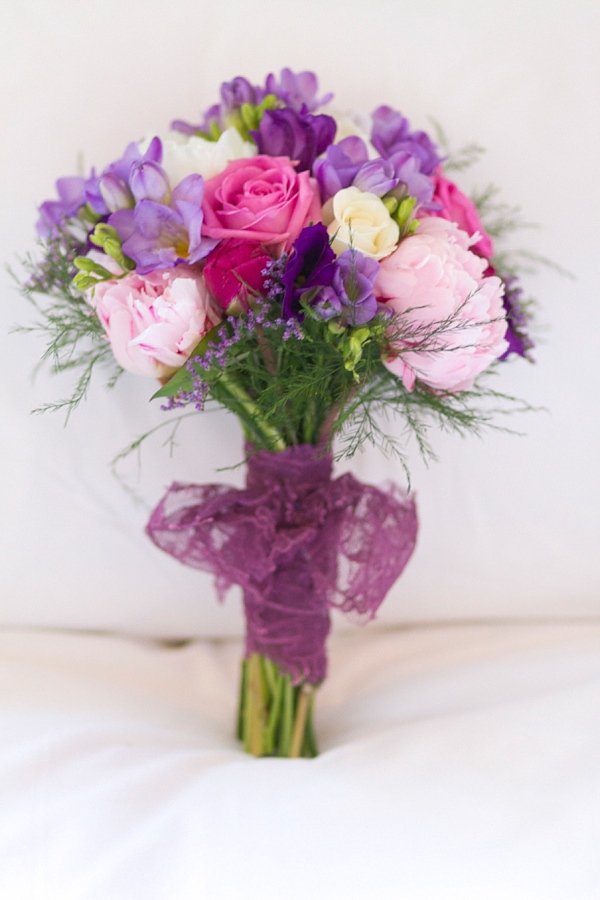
top-left (282, 224), bottom-right (337, 319)
top-left (110, 174), bottom-right (217, 274)
top-left (371, 106), bottom-right (442, 175)
top-left (250, 108), bottom-right (336, 173)
top-left (317, 249), bottom-right (380, 325)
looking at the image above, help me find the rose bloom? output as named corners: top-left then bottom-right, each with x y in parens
top-left (88, 265), bottom-right (221, 378)
top-left (201, 155), bottom-right (322, 255)
top-left (203, 240), bottom-right (271, 313)
top-left (375, 217), bottom-right (507, 392)
top-left (323, 186), bottom-right (399, 259)
top-left (425, 169), bottom-right (494, 260)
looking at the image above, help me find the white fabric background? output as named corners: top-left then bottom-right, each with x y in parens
top-left (2, 622), bottom-right (600, 899)
top-left (1, 0), bottom-right (599, 636)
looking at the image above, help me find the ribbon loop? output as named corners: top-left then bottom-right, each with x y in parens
top-left (147, 444), bottom-right (418, 683)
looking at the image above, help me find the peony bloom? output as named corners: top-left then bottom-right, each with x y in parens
top-left (87, 266), bottom-right (221, 378)
top-left (425, 169), bottom-right (494, 260)
top-left (323, 186), bottom-right (400, 260)
top-left (203, 240), bottom-right (271, 313)
top-left (375, 217), bottom-right (507, 392)
top-left (201, 155), bottom-right (322, 255)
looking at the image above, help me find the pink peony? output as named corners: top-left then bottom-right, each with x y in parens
top-left (88, 265), bottom-right (221, 378)
top-left (203, 239), bottom-right (271, 313)
top-left (375, 217), bottom-right (507, 392)
top-left (425, 169), bottom-right (494, 260)
top-left (201, 155), bottom-right (322, 255)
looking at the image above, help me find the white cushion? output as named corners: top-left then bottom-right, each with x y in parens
top-left (2, 622), bottom-right (600, 899)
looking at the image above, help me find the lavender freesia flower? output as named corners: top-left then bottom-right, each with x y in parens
top-left (313, 137), bottom-right (369, 201)
top-left (264, 68), bottom-right (333, 113)
top-left (98, 173), bottom-right (134, 213)
top-left (129, 159), bottom-right (170, 203)
top-left (110, 174), bottom-right (217, 274)
top-left (371, 106), bottom-right (442, 175)
top-left (36, 176), bottom-right (87, 237)
top-left (317, 248), bottom-right (380, 325)
top-left (172, 77), bottom-right (265, 136)
top-left (282, 224), bottom-right (337, 319)
top-left (250, 108), bottom-right (336, 173)
top-left (85, 137), bottom-right (163, 216)
top-left (221, 76), bottom-right (266, 115)
top-left (352, 159), bottom-right (398, 196)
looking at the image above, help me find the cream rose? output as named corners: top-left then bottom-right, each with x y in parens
top-left (324, 186), bottom-right (400, 260)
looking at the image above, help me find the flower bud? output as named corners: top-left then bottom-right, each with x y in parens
top-left (99, 173), bottom-right (134, 213)
top-left (129, 161), bottom-right (170, 203)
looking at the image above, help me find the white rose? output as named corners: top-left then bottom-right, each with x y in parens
top-left (324, 186), bottom-right (400, 260)
top-left (138, 127), bottom-right (257, 188)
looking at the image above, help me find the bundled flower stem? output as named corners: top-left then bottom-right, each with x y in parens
top-left (238, 655), bottom-right (317, 758)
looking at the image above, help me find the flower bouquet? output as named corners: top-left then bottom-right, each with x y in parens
top-left (18, 69), bottom-right (534, 758)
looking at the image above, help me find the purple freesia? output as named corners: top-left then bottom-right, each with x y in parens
top-left (172, 77), bottom-right (265, 136)
top-left (352, 159), bottom-right (398, 196)
top-left (85, 137), bottom-right (164, 216)
top-left (250, 108), bottom-right (336, 173)
top-left (110, 174), bottom-right (217, 274)
top-left (317, 248), bottom-right (380, 325)
top-left (313, 137), bottom-right (369, 201)
top-left (36, 176), bottom-right (87, 237)
top-left (264, 68), bottom-right (333, 113)
top-left (282, 224), bottom-right (337, 319)
top-left (129, 159), bottom-right (170, 203)
top-left (371, 106), bottom-right (442, 175)
top-left (98, 173), bottom-right (134, 213)
top-left (221, 76), bottom-right (266, 114)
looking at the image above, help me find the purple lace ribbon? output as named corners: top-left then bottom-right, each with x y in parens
top-left (146, 444), bottom-right (418, 684)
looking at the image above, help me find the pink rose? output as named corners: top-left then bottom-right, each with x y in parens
top-left (201, 155), bottom-right (322, 255)
top-left (375, 217), bottom-right (507, 392)
top-left (425, 169), bottom-right (494, 260)
top-left (88, 265), bottom-right (221, 378)
top-left (203, 239), bottom-right (271, 313)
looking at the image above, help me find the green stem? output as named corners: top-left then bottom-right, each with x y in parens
top-left (289, 684), bottom-right (313, 758)
top-left (237, 654), bottom-right (319, 757)
top-left (263, 674), bottom-right (284, 755)
top-left (218, 371), bottom-right (286, 451)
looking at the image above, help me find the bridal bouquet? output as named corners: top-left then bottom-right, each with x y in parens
top-left (19, 69), bottom-right (534, 757)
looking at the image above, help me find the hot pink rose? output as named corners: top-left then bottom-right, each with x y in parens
top-left (425, 169), bottom-right (494, 260)
top-left (203, 239), bottom-right (271, 313)
top-left (375, 217), bottom-right (507, 392)
top-left (88, 265), bottom-right (221, 378)
top-left (201, 155), bottom-right (322, 255)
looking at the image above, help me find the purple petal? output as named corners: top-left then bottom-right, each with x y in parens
top-left (171, 173), bottom-right (204, 207)
top-left (129, 160), bottom-right (170, 203)
top-left (353, 159), bottom-right (398, 196)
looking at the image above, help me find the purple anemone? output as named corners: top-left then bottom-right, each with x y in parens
top-left (282, 224), bottom-right (337, 319)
